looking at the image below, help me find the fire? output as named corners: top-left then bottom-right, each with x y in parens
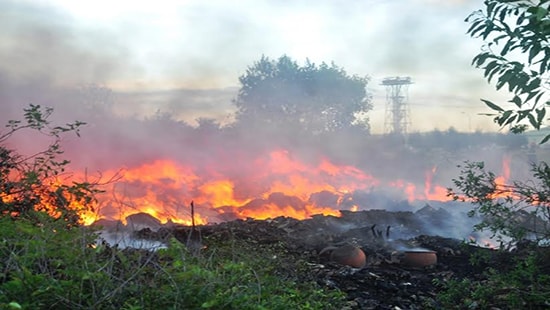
top-left (91, 150), bottom-right (368, 224)
top-left (490, 155), bottom-right (513, 200)
top-left (468, 235), bottom-right (499, 249)
top-left (0, 177), bottom-right (100, 226)
top-left (423, 166), bottom-right (449, 201)
top-left (494, 155), bottom-right (511, 189)
top-left (4, 150), bottom-right (514, 226)
top-left (83, 150), bottom-right (514, 225)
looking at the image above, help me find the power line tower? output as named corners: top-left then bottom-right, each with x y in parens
top-left (382, 76), bottom-right (413, 135)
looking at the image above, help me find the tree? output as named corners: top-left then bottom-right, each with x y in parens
top-left (448, 1), bottom-right (550, 247)
top-left (234, 55), bottom-right (371, 134)
top-left (466, 0), bottom-right (550, 143)
top-left (0, 104), bottom-right (100, 226)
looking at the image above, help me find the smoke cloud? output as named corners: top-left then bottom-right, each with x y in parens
top-left (0, 0), bottom-right (530, 234)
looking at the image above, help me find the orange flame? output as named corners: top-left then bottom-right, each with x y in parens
top-left (423, 166), bottom-right (449, 201)
top-left (5, 150), bottom-right (514, 226)
top-left (490, 155), bottom-right (513, 200)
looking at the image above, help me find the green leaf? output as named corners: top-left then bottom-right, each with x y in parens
top-left (8, 302), bottom-right (22, 309)
top-left (535, 7), bottom-right (548, 21)
top-left (496, 71), bottom-right (512, 90)
top-left (527, 113), bottom-right (539, 129)
top-left (487, 1), bottom-right (497, 17)
top-left (536, 108), bottom-right (546, 126)
top-left (528, 44), bottom-right (541, 64)
top-left (472, 54), bottom-right (487, 67)
top-left (501, 40), bottom-right (514, 56)
top-left (482, 99), bottom-right (504, 112)
top-left (482, 21), bottom-right (495, 40)
top-left (467, 20), bottom-right (483, 35)
top-left (471, 23), bottom-right (487, 38)
top-left (503, 114), bottom-right (517, 126)
top-left (525, 78), bottom-right (541, 93)
top-left (509, 95), bottom-right (522, 108)
top-left (492, 34), bottom-right (508, 44)
top-left (540, 134), bottom-right (550, 144)
top-left (525, 90), bottom-right (540, 103)
top-left (484, 61), bottom-right (500, 81)
top-left (497, 110), bottom-right (513, 126)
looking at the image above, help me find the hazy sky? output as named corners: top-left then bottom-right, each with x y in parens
top-left (1, 0), bottom-right (510, 133)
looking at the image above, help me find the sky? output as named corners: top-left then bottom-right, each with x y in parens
top-left (0, 0), bottom-right (510, 133)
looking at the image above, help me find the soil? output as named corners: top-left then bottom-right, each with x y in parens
top-left (116, 208), bottom-right (549, 309)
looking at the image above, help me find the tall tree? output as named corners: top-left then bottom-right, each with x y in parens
top-left (466, 0), bottom-right (550, 143)
top-left (233, 55), bottom-right (371, 134)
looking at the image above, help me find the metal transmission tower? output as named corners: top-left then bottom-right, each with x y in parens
top-left (382, 76), bottom-right (413, 135)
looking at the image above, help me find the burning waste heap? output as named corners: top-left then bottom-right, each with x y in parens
top-left (80, 147), bottom-right (513, 226)
top-left (84, 145), bottom-right (532, 308)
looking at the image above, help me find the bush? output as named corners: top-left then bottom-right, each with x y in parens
top-left (449, 161), bottom-right (550, 247)
top-left (435, 252), bottom-right (550, 309)
top-left (0, 104), bottom-right (99, 226)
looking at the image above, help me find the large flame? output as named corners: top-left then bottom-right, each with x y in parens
top-left (9, 150), bottom-right (513, 226)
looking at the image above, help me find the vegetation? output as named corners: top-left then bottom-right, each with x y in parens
top-left (435, 1), bottom-right (550, 307)
top-left (462, 0), bottom-right (550, 247)
top-left (0, 104), bottom-right (97, 226)
top-left (0, 216), bottom-right (345, 309)
top-left (233, 55), bottom-right (371, 135)
top-left (450, 161), bottom-right (550, 247)
top-left (435, 253), bottom-right (550, 309)
top-left (443, 158), bottom-right (550, 308)
top-left (0, 106), bottom-right (345, 309)
top-left (466, 0), bottom-right (550, 142)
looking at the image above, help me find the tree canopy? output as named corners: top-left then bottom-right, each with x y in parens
top-left (466, 0), bottom-right (550, 143)
top-left (233, 55), bottom-right (371, 134)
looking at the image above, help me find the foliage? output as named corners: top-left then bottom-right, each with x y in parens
top-left (435, 253), bottom-right (550, 309)
top-left (234, 55), bottom-right (371, 135)
top-left (0, 216), bottom-right (103, 309)
top-left (449, 161), bottom-right (550, 247)
top-left (0, 218), bottom-right (345, 309)
top-left (0, 104), bottom-right (102, 226)
top-left (447, 4), bottom-right (550, 305)
top-left (466, 0), bottom-right (550, 143)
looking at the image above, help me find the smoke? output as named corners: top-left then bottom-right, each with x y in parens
top-left (0, 1), bottom-right (140, 86)
top-left (2, 0), bottom-right (503, 133)
top-left (0, 0), bottom-right (530, 236)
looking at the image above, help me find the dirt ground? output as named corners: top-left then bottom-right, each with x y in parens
top-left (115, 207), bottom-right (550, 309)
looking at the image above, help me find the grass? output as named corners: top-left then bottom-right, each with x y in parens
top-left (0, 214), bottom-right (345, 310)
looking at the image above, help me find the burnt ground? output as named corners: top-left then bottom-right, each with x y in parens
top-left (115, 207), bottom-right (550, 309)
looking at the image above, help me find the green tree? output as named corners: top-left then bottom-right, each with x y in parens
top-left (234, 55), bottom-right (371, 134)
top-left (0, 104), bottom-right (99, 226)
top-left (466, 0), bottom-right (550, 143)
